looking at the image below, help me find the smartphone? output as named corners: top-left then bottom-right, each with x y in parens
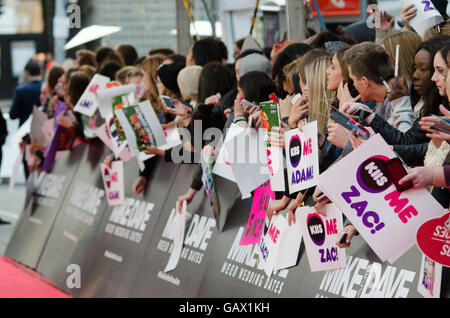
top-left (160, 95), bottom-right (177, 112)
top-left (337, 232), bottom-right (348, 244)
top-left (430, 115), bottom-right (450, 134)
top-left (385, 157), bottom-right (412, 192)
top-left (241, 99), bottom-right (260, 112)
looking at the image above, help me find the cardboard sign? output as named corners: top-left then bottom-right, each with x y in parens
top-left (240, 181), bottom-right (274, 246)
top-left (285, 122), bottom-right (319, 194)
top-left (164, 200), bottom-right (187, 273)
top-left (417, 254), bottom-right (442, 298)
top-left (74, 74), bottom-right (110, 117)
top-left (258, 213), bottom-right (287, 277)
top-left (100, 161), bottom-right (124, 206)
top-left (115, 100), bottom-right (166, 170)
top-left (30, 106), bottom-right (48, 146)
top-left (225, 127), bottom-right (269, 198)
top-left (297, 204), bottom-right (346, 272)
top-left (260, 101), bottom-right (285, 192)
top-left (400, 0), bottom-right (444, 36)
top-left (416, 212), bottom-right (450, 267)
top-left (202, 156), bottom-right (220, 231)
top-left (212, 124), bottom-right (246, 183)
top-left (94, 123), bottom-right (133, 162)
top-left (274, 214), bottom-right (303, 271)
top-left (318, 134), bottom-right (446, 263)
top-left (97, 83), bottom-right (136, 118)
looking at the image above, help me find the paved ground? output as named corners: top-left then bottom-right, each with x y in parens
top-left (0, 183), bottom-right (26, 256)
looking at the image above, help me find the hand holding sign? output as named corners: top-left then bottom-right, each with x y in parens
top-left (400, 0), bottom-right (444, 36)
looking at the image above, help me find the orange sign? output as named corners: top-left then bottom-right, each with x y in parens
top-left (309, 0), bottom-right (361, 17)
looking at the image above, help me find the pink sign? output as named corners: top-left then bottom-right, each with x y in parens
top-left (240, 181), bottom-right (275, 245)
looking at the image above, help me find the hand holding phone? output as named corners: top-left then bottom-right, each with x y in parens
top-left (336, 232), bottom-right (348, 245)
top-left (385, 157), bottom-right (412, 192)
top-left (160, 95), bottom-right (177, 112)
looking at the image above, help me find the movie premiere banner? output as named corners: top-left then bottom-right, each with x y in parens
top-left (71, 158), bottom-right (180, 298)
top-left (284, 122), bottom-right (319, 194)
top-left (297, 204), bottom-right (346, 272)
top-left (130, 164), bottom-right (219, 297)
top-left (36, 140), bottom-right (109, 288)
top-left (5, 144), bottom-right (86, 269)
top-left (318, 134), bottom-right (446, 263)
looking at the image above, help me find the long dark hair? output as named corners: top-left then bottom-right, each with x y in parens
top-left (238, 71), bottom-right (276, 104)
top-left (197, 62), bottom-right (234, 103)
top-left (416, 35), bottom-right (450, 117)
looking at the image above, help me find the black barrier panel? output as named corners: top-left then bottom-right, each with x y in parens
top-left (197, 204), bottom-right (310, 298)
top-left (36, 140), bottom-right (109, 290)
top-left (198, 197), bottom-right (450, 298)
top-left (130, 164), bottom-right (221, 298)
top-left (214, 175), bottom-right (243, 233)
top-left (5, 144), bottom-right (86, 269)
top-left (71, 157), bottom-right (180, 298)
top-left (313, 240), bottom-right (450, 298)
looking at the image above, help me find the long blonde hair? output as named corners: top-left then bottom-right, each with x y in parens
top-left (381, 31), bottom-right (422, 82)
top-left (304, 55), bottom-right (336, 133)
top-left (141, 54), bottom-right (165, 115)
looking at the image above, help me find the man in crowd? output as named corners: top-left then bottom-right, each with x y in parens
top-left (9, 60), bottom-right (43, 127)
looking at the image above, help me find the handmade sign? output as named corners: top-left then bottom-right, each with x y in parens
top-left (260, 100), bottom-right (285, 192)
top-left (94, 123), bottom-right (133, 162)
top-left (297, 204), bottom-right (346, 272)
top-left (224, 126), bottom-right (269, 198)
top-left (96, 83), bottom-right (136, 118)
top-left (417, 254), bottom-right (442, 298)
top-left (201, 155), bottom-right (220, 231)
top-left (240, 181), bottom-right (274, 245)
top-left (30, 106), bottom-right (48, 146)
top-left (80, 111), bottom-right (104, 139)
top-left (42, 101), bottom-right (67, 171)
top-left (114, 100), bottom-right (166, 170)
top-left (274, 213), bottom-right (303, 271)
top-left (284, 122), bottom-right (319, 194)
top-left (318, 134), bottom-right (446, 263)
top-left (74, 74), bottom-right (110, 117)
top-left (100, 160), bottom-right (124, 206)
top-left (416, 211), bottom-right (450, 267)
top-left (164, 200), bottom-right (187, 273)
top-left (259, 213), bottom-right (287, 277)
top-left (399, 0), bottom-right (444, 36)
top-left (212, 124), bottom-right (246, 183)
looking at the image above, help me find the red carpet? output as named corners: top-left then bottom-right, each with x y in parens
top-left (0, 257), bottom-right (71, 298)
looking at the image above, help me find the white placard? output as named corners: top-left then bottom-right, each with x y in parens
top-left (164, 200), bottom-right (187, 273)
top-left (285, 122), bottom-right (319, 194)
top-left (94, 123), bottom-right (133, 162)
top-left (30, 106), bottom-right (48, 146)
top-left (100, 161), bottom-right (124, 206)
top-left (318, 134), bottom-right (446, 263)
top-left (274, 214), bottom-right (303, 271)
top-left (225, 127), bottom-right (269, 198)
top-left (97, 83), bottom-right (137, 118)
top-left (74, 74), bottom-right (110, 117)
top-left (417, 254), bottom-right (442, 298)
top-left (258, 213), bottom-right (287, 278)
top-left (400, 0), bottom-right (444, 36)
top-left (212, 124), bottom-right (246, 183)
top-left (297, 204), bottom-right (346, 272)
